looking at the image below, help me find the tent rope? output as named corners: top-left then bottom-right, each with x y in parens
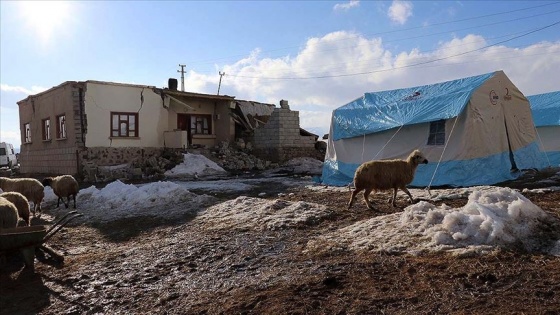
top-left (535, 128), bottom-right (551, 167)
top-left (426, 116), bottom-right (459, 196)
top-left (373, 125), bottom-right (404, 160)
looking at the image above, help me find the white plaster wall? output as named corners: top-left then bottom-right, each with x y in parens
top-left (84, 82), bottom-right (168, 147)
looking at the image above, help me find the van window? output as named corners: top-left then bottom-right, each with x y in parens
top-left (0, 148), bottom-right (6, 155)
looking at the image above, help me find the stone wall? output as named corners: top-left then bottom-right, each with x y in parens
top-left (78, 147), bottom-right (183, 182)
top-left (252, 102), bottom-right (317, 163)
top-left (19, 146), bottom-right (79, 176)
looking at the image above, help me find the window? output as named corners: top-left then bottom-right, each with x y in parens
top-left (111, 112), bottom-right (138, 137)
top-left (190, 114), bottom-right (212, 135)
top-left (427, 120), bottom-right (446, 145)
top-left (56, 114), bottom-right (67, 139)
top-left (42, 118), bottom-right (51, 141)
top-left (23, 123), bottom-right (31, 143)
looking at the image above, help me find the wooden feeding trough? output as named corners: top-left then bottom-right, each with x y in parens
top-left (0, 211), bottom-right (82, 271)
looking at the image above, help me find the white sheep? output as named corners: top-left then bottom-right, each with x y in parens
top-left (347, 149), bottom-right (428, 210)
top-left (0, 196), bottom-right (19, 229)
top-left (0, 177), bottom-right (44, 217)
top-left (0, 192), bottom-right (30, 226)
top-left (42, 175), bottom-right (79, 209)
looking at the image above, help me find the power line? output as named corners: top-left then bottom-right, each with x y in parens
top-left (224, 20), bottom-right (560, 81)
top-left (253, 30), bottom-right (556, 79)
top-left (186, 9), bottom-right (560, 76)
top-left (183, 2), bottom-right (560, 67)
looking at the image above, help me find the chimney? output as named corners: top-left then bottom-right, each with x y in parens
top-left (168, 78), bottom-right (178, 90)
top-left (280, 99), bottom-right (289, 109)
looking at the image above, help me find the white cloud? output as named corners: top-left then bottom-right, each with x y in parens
top-left (0, 130), bottom-right (21, 147)
top-left (333, 0), bottom-right (360, 12)
top-left (182, 32), bottom-right (560, 138)
top-left (388, 0), bottom-right (413, 25)
top-left (0, 84), bottom-right (48, 95)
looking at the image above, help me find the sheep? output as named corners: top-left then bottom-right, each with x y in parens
top-left (42, 175), bottom-right (79, 209)
top-left (0, 177), bottom-right (44, 217)
top-left (0, 192), bottom-right (30, 226)
top-left (347, 149), bottom-right (429, 210)
top-left (0, 196), bottom-right (19, 229)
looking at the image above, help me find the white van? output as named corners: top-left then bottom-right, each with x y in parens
top-left (0, 142), bottom-right (18, 169)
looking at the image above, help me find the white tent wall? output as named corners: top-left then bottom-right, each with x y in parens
top-left (527, 91), bottom-right (560, 169)
top-left (537, 126), bottom-right (560, 167)
top-left (325, 123), bottom-right (430, 164)
top-left (537, 126), bottom-right (560, 153)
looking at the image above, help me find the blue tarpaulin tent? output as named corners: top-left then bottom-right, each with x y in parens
top-left (527, 91), bottom-right (560, 168)
top-left (322, 71), bottom-right (547, 187)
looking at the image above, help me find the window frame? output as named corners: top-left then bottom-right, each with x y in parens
top-left (56, 114), bottom-right (67, 139)
top-left (23, 123), bottom-right (31, 143)
top-left (110, 112), bottom-right (139, 138)
top-left (190, 114), bottom-right (212, 135)
top-left (42, 117), bottom-right (51, 141)
top-left (427, 119), bottom-right (446, 146)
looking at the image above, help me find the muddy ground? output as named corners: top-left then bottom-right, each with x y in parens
top-left (1, 172), bottom-right (560, 315)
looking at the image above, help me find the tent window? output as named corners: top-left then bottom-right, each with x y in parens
top-left (427, 120), bottom-right (446, 145)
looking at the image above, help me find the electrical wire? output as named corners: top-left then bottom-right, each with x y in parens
top-left (224, 20), bottom-right (560, 80)
top-left (184, 2), bottom-right (560, 68)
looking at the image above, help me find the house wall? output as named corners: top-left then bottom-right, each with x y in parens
top-left (214, 100), bottom-right (236, 145)
top-left (17, 82), bottom-right (83, 175)
top-left (84, 82), bottom-right (168, 148)
top-left (252, 106), bottom-right (317, 162)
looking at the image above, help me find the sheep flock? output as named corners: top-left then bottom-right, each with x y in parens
top-left (0, 177), bottom-right (44, 217)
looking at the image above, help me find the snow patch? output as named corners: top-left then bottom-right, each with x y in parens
top-left (307, 187), bottom-right (557, 256)
top-left (196, 196), bottom-right (331, 231)
top-left (164, 153), bottom-right (226, 178)
top-left (43, 180), bottom-right (216, 223)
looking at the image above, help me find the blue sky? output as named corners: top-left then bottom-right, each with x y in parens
top-left (1, 1), bottom-right (559, 149)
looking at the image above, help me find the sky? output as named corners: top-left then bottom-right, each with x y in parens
top-left (12, 152), bottom-right (559, 257)
top-left (1, 1), bottom-right (560, 149)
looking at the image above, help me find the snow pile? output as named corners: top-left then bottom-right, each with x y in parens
top-left (43, 180), bottom-right (216, 223)
top-left (282, 157), bottom-right (323, 175)
top-left (197, 196), bottom-right (331, 231)
top-left (522, 186), bottom-right (560, 193)
top-left (164, 153), bottom-right (227, 178)
top-left (307, 187), bottom-right (558, 256)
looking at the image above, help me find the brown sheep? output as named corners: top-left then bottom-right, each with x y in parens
top-left (42, 175), bottom-right (79, 209)
top-left (0, 192), bottom-right (30, 226)
top-left (348, 149), bottom-right (428, 210)
top-left (0, 196), bottom-right (19, 229)
top-left (0, 177), bottom-right (44, 216)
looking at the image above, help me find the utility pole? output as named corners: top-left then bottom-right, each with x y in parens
top-left (217, 71), bottom-right (225, 95)
top-left (178, 64), bottom-right (186, 92)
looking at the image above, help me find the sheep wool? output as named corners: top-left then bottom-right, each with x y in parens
top-left (348, 149), bottom-right (429, 210)
top-left (42, 175), bottom-right (79, 209)
top-left (0, 177), bottom-right (44, 216)
top-left (0, 196), bottom-right (19, 229)
top-left (0, 191), bottom-right (30, 226)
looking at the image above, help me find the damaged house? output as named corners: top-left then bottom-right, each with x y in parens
top-left (17, 79), bottom-right (318, 179)
top-left (232, 99), bottom-right (320, 162)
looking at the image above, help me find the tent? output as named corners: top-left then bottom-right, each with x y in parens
top-left (527, 91), bottom-right (560, 168)
top-left (321, 70), bottom-right (547, 187)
